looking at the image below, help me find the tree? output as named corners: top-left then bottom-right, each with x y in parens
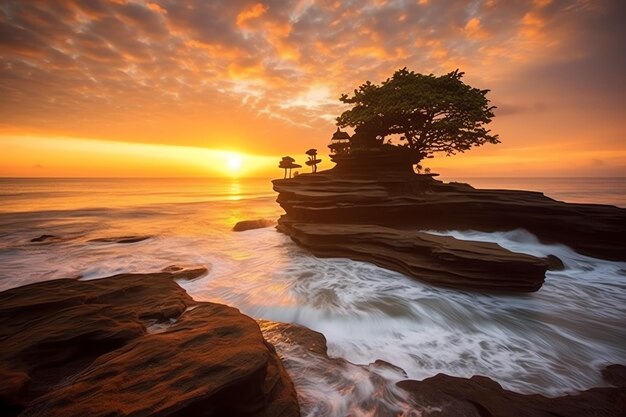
top-left (305, 149), bottom-right (322, 173)
top-left (336, 68), bottom-right (500, 164)
top-left (278, 156), bottom-right (301, 179)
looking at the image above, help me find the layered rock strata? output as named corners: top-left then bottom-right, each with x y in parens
top-left (279, 222), bottom-right (549, 292)
top-left (273, 172), bottom-right (626, 292)
top-left (0, 269), bottom-right (300, 417)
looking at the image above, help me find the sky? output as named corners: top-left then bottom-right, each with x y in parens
top-left (1, 0), bottom-right (624, 177)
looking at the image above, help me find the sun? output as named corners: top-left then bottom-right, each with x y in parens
top-left (227, 154), bottom-right (242, 173)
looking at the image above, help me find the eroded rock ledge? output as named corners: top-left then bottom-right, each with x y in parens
top-left (279, 222), bottom-right (549, 292)
top-left (0, 269), bottom-right (300, 417)
top-left (273, 172), bottom-right (626, 292)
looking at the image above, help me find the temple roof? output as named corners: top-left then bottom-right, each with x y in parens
top-left (331, 127), bottom-right (351, 140)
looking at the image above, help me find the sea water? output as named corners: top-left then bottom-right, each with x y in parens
top-left (1, 177), bottom-right (625, 415)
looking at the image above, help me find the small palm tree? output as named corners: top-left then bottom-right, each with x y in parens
top-left (278, 156), bottom-right (301, 178)
top-left (305, 149), bottom-right (322, 173)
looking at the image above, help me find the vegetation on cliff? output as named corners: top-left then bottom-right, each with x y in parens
top-left (336, 68), bottom-right (500, 164)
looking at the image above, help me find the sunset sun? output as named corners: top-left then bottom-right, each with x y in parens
top-left (227, 154), bottom-right (243, 174)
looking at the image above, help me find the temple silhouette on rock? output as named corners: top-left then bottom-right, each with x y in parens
top-left (326, 125), bottom-right (431, 177)
top-left (278, 126), bottom-right (437, 179)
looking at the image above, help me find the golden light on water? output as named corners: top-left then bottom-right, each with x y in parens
top-left (228, 180), bottom-right (242, 201)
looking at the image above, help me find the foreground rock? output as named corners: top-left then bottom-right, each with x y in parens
top-left (279, 222), bottom-right (549, 292)
top-left (603, 364), bottom-right (626, 388)
top-left (0, 269), bottom-right (299, 417)
top-left (398, 373), bottom-right (626, 417)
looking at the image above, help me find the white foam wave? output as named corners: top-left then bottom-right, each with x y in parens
top-left (1, 222), bottom-right (625, 409)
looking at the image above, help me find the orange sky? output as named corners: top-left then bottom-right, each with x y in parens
top-left (1, 0), bottom-right (624, 177)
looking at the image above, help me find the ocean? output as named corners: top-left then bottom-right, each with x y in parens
top-left (1, 176), bottom-right (625, 415)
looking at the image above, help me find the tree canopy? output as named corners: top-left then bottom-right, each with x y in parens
top-left (336, 68), bottom-right (500, 162)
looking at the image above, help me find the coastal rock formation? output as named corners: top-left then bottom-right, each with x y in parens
top-left (261, 319), bottom-right (626, 416)
top-left (233, 219), bottom-right (276, 232)
top-left (273, 171), bottom-right (626, 292)
top-left (29, 234), bottom-right (59, 243)
top-left (88, 235), bottom-right (152, 244)
top-left (273, 173), bottom-right (625, 261)
top-left (397, 373), bottom-right (626, 417)
top-left (279, 222), bottom-right (549, 292)
top-left (0, 269), bottom-right (300, 417)
top-left (603, 364), bottom-right (626, 388)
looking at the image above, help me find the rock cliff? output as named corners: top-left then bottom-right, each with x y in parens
top-left (273, 171), bottom-right (626, 292)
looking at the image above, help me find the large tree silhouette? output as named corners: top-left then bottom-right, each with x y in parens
top-left (336, 68), bottom-right (500, 163)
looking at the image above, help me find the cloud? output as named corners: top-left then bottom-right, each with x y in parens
top-left (0, 0), bottom-right (623, 159)
top-left (495, 102), bottom-right (547, 116)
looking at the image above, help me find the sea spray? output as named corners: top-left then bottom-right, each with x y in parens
top-left (189, 228), bottom-right (626, 396)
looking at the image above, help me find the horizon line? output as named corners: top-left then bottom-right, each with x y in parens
top-left (1, 175), bottom-right (625, 180)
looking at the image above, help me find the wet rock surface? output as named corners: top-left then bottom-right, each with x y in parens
top-left (397, 373), bottom-right (626, 417)
top-left (273, 172), bottom-right (626, 292)
top-left (233, 219), bottom-right (277, 232)
top-left (0, 269), bottom-right (300, 417)
top-left (262, 320), bottom-right (626, 417)
top-left (29, 234), bottom-right (60, 243)
top-left (278, 222), bottom-right (549, 292)
top-left (88, 235), bottom-right (152, 244)
top-left (603, 364), bottom-right (626, 388)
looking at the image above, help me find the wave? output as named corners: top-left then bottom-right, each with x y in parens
top-left (0, 223), bottom-right (624, 407)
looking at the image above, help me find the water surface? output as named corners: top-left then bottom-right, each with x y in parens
top-left (1, 177), bottom-right (624, 415)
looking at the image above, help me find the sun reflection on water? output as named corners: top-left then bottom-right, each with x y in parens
top-left (228, 180), bottom-right (242, 201)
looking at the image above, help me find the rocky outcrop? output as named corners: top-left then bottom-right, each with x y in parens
top-left (233, 219), bottom-right (276, 232)
top-left (261, 319), bottom-right (626, 417)
top-left (273, 173), bottom-right (625, 262)
top-left (29, 234), bottom-right (59, 243)
top-left (273, 172), bottom-right (626, 292)
top-left (397, 373), bottom-right (626, 417)
top-left (603, 364), bottom-right (626, 388)
top-left (279, 222), bottom-right (549, 292)
top-left (88, 235), bottom-right (152, 244)
top-left (0, 269), bottom-right (299, 417)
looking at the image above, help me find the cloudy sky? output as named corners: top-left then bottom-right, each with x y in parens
top-left (1, 0), bottom-right (624, 177)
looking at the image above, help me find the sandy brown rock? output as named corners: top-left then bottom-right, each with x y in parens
top-left (0, 269), bottom-right (299, 417)
top-left (29, 234), bottom-right (59, 243)
top-left (258, 320), bottom-right (328, 356)
top-left (279, 222), bottom-right (549, 292)
top-left (233, 219), bottom-right (276, 232)
top-left (603, 364), bottom-right (626, 388)
top-left (397, 373), bottom-right (626, 417)
top-left (88, 235), bottom-right (152, 243)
